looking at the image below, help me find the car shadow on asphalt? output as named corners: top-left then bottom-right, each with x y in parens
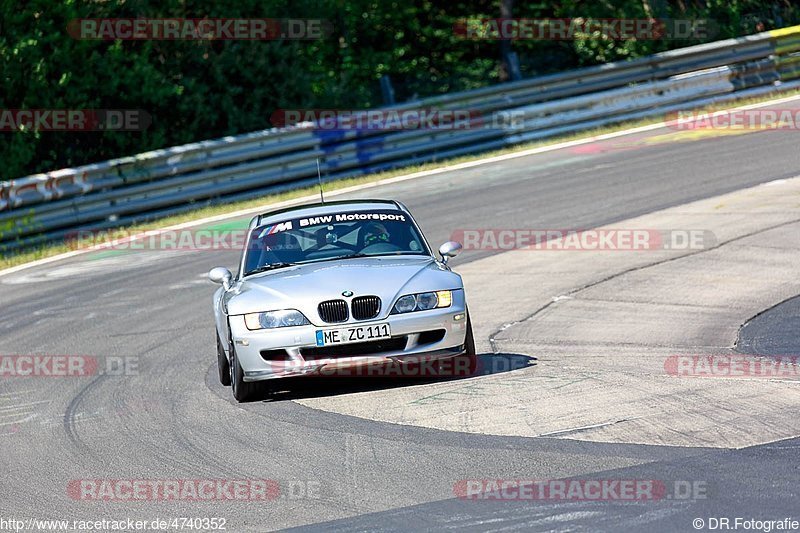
top-left (250, 352), bottom-right (536, 403)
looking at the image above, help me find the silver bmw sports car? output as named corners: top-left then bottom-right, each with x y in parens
top-left (209, 199), bottom-right (475, 401)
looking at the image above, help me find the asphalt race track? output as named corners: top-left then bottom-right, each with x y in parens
top-left (738, 295), bottom-right (800, 355)
top-left (3, 99), bottom-right (800, 532)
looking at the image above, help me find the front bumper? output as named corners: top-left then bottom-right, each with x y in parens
top-left (228, 291), bottom-right (468, 382)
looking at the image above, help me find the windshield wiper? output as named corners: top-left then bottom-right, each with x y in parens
top-left (341, 252), bottom-right (423, 259)
top-left (316, 252), bottom-right (420, 264)
top-left (244, 262), bottom-right (297, 276)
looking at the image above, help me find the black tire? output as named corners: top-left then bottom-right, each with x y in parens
top-left (458, 316), bottom-right (479, 375)
top-left (464, 315), bottom-right (476, 357)
top-left (230, 346), bottom-right (260, 402)
top-left (217, 334), bottom-right (231, 386)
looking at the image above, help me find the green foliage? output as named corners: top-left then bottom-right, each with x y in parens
top-left (1, 0), bottom-right (798, 180)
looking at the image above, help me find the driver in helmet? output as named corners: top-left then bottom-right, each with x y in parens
top-left (362, 222), bottom-right (390, 248)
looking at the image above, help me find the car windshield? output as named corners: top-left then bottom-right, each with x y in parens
top-left (242, 209), bottom-right (429, 275)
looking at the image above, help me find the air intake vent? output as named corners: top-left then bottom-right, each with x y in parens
top-left (351, 295), bottom-right (381, 320)
top-left (318, 300), bottom-right (349, 323)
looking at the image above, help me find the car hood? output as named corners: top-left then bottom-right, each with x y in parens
top-left (225, 255), bottom-right (462, 324)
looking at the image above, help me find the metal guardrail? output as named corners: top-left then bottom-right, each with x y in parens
top-left (3, 25), bottom-right (800, 252)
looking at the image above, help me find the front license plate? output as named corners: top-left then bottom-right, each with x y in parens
top-left (315, 323), bottom-right (391, 346)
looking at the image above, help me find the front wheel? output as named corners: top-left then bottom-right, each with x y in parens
top-left (464, 315), bottom-right (476, 357)
top-left (460, 316), bottom-right (478, 375)
top-left (217, 334), bottom-right (231, 386)
top-left (230, 346), bottom-right (260, 402)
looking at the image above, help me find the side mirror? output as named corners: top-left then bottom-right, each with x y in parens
top-left (208, 267), bottom-right (233, 290)
top-left (438, 241), bottom-right (462, 264)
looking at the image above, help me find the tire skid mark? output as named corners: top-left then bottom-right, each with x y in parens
top-left (110, 387), bottom-right (229, 477)
top-left (63, 374), bottom-right (106, 456)
top-left (0, 391), bottom-right (49, 435)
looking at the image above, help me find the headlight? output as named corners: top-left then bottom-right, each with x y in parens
top-left (416, 292), bottom-right (438, 310)
top-left (394, 295), bottom-right (417, 314)
top-left (391, 290), bottom-right (452, 314)
top-left (244, 309), bottom-right (310, 330)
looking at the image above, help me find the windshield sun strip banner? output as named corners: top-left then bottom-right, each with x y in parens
top-left (255, 210), bottom-right (408, 238)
